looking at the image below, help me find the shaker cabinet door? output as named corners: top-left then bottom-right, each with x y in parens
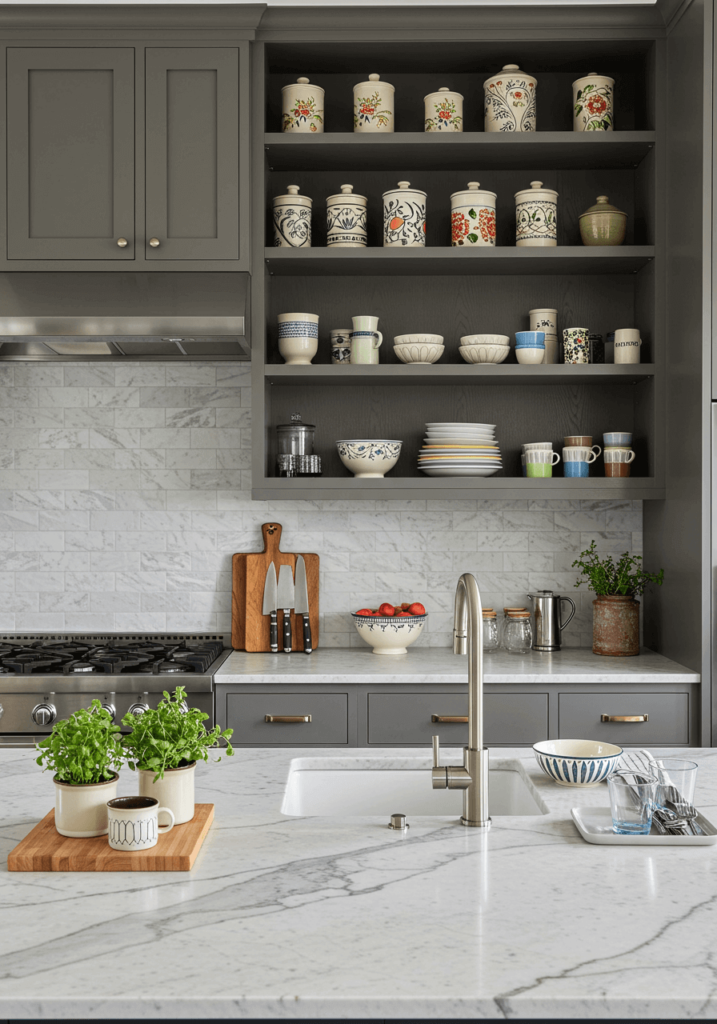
top-left (6, 48), bottom-right (135, 259)
top-left (145, 48), bottom-right (239, 260)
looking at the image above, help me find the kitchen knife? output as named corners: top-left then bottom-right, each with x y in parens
top-left (261, 561), bottom-right (279, 654)
top-left (276, 564), bottom-right (295, 654)
top-left (294, 555), bottom-right (312, 655)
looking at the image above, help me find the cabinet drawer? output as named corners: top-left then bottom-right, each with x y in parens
top-left (368, 693), bottom-right (548, 746)
top-left (226, 693), bottom-right (348, 745)
top-left (558, 693), bottom-right (690, 745)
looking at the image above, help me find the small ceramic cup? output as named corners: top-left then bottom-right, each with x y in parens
top-left (564, 461), bottom-right (590, 478)
top-left (107, 796), bottom-right (174, 853)
top-left (563, 446), bottom-right (598, 464)
top-left (515, 331), bottom-right (545, 347)
top-left (277, 312), bottom-right (319, 365)
top-left (614, 328), bottom-right (642, 364)
top-left (330, 328), bottom-right (352, 365)
top-left (605, 451), bottom-right (633, 477)
top-left (516, 347), bottom-right (546, 365)
top-left (563, 328), bottom-right (589, 364)
top-left (604, 431), bottom-right (632, 447)
top-left (523, 442), bottom-right (552, 451)
top-left (564, 435), bottom-right (592, 447)
top-left (605, 448), bottom-right (635, 464)
top-left (525, 447), bottom-right (560, 479)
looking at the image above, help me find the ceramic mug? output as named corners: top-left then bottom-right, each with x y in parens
top-left (605, 461), bottom-right (632, 478)
top-left (330, 328), bottom-right (352, 365)
top-left (614, 329), bottom-right (642, 364)
top-left (522, 442), bottom-right (552, 451)
top-left (604, 431), bottom-right (632, 447)
top-left (277, 312), bottom-right (319, 365)
top-left (350, 332), bottom-right (382, 365)
top-left (525, 450), bottom-right (560, 466)
top-left (564, 435), bottom-right (592, 447)
top-left (107, 796), bottom-right (174, 852)
top-left (564, 461), bottom-right (590, 478)
top-left (605, 448), bottom-right (635, 464)
top-left (562, 446), bottom-right (598, 464)
top-left (563, 328), bottom-right (589, 364)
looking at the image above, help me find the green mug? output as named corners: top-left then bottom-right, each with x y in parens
top-left (527, 463), bottom-right (553, 479)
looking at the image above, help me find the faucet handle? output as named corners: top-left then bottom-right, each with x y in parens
top-left (431, 735), bottom-right (448, 789)
top-left (432, 734), bottom-right (441, 768)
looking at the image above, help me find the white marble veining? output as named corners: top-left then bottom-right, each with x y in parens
top-left (2, 745), bottom-right (717, 1018)
top-left (216, 646), bottom-right (699, 685)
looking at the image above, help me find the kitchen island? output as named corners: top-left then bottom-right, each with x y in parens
top-left (1, 744), bottom-right (715, 1019)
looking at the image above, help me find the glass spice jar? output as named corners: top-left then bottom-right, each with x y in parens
top-left (504, 611), bottom-right (533, 655)
top-left (501, 607), bottom-right (527, 649)
top-left (482, 608), bottom-right (499, 651)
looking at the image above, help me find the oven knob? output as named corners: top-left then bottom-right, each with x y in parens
top-left (100, 701), bottom-right (116, 720)
top-left (127, 700), bottom-right (150, 717)
top-left (32, 702), bottom-right (57, 727)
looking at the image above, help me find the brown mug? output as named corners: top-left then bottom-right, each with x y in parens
top-left (564, 435), bottom-right (592, 447)
top-left (605, 462), bottom-right (631, 478)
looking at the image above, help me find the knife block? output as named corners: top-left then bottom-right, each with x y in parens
top-left (232, 523), bottom-right (319, 652)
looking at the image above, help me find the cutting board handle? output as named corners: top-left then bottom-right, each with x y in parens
top-left (261, 522), bottom-right (283, 556)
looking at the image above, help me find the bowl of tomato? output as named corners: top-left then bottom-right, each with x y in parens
top-left (352, 601), bottom-right (427, 656)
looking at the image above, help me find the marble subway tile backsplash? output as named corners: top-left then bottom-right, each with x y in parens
top-left (0, 362), bottom-right (642, 645)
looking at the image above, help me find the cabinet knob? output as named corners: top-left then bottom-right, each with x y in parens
top-left (116, 237), bottom-right (128, 248)
top-left (149, 237), bottom-right (161, 248)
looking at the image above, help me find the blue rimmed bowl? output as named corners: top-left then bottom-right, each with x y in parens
top-left (515, 331), bottom-right (545, 348)
top-left (533, 739), bottom-right (623, 787)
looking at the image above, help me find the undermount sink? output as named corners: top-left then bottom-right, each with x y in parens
top-left (281, 757), bottom-right (547, 818)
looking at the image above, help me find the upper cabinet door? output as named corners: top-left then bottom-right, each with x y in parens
top-left (6, 48), bottom-right (135, 260)
top-left (145, 48), bottom-right (239, 260)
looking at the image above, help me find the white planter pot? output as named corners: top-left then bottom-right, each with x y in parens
top-left (54, 772), bottom-right (119, 838)
top-left (424, 87), bottom-right (463, 132)
top-left (326, 184), bottom-right (367, 247)
top-left (383, 181), bottom-right (426, 247)
top-left (484, 64), bottom-right (537, 133)
top-left (353, 74), bottom-right (394, 133)
top-left (573, 73), bottom-right (614, 132)
top-left (514, 180), bottom-right (558, 247)
top-left (139, 761), bottom-right (196, 825)
top-left (281, 77), bottom-right (324, 134)
top-left (450, 182), bottom-right (497, 247)
top-left (273, 185), bottom-right (312, 248)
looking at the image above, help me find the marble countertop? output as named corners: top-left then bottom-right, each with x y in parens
top-left (2, 744), bottom-right (717, 1019)
top-left (216, 646), bottom-right (700, 685)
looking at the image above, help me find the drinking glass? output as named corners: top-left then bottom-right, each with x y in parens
top-left (647, 758), bottom-right (698, 810)
top-left (607, 770), bottom-right (657, 835)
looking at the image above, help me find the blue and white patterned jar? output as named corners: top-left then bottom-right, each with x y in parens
top-left (277, 312), bottom-right (319, 365)
top-left (273, 185), bottom-right (312, 248)
top-left (484, 64), bottom-right (537, 133)
top-left (383, 181), bottom-right (426, 248)
top-left (326, 184), bottom-right (367, 248)
top-left (515, 180), bottom-right (558, 247)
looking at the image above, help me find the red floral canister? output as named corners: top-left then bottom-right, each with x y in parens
top-left (424, 87), bottom-right (463, 133)
top-left (450, 182), bottom-right (497, 247)
top-left (573, 72), bottom-right (614, 132)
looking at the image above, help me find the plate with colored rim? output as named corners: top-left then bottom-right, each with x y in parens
top-left (425, 422), bottom-right (496, 430)
top-left (419, 466), bottom-right (501, 477)
top-left (423, 439), bottom-right (496, 446)
top-left (572, 807), bottom-right (717, 846)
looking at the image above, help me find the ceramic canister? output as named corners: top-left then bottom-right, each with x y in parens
top-left (614, 328), bottom-right (642, 364)
top-left (450, 182), bottom-right (497, 247)
top-left (563, 327), bottom-right (589, 364)
top-left (484, 64), bottom-right (537, 133)
top-left (515, 181), bottom-right (558, 247)
top-left (354, 74), bottom-right (394, 133)
top-left (424, 86), bottom-right (464, 132)
top-left (330, 328), bottom-right (352, 365)
top-left (529, 308), bottom-right (558, 337)
top-left (573, 72), bottom-right (614, 132)
top-left (326, 184), bottom-right (367, 248)
top-left (281, 77), bottom-right (325, 133)
top-left (273, 185), bottom-right (312, 248)
top-left (579, 195), bottom-right (626, 246)
top-left (383, 181), bottom-right (426, 247)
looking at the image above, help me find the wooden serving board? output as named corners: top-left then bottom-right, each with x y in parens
top-left (231, 522), bottom-right (319, 653)
top-left (7, 803), bottom-right (214, 872)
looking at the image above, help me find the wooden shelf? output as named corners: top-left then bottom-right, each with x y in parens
top-left (264, 246), bottom-right (655, 276)
top-left (264, 131), bottom-right (656, 172)
top-left (265, 364), bottom-right (656, 386)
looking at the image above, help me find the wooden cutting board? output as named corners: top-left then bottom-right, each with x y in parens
top-left (232, 522), bottom-right (319, 652)
top-left (7, 804), bottom-right (214, 872)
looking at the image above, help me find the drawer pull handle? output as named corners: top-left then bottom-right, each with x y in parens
top-left (431, 715), bottom-right (469, 724)
top-left (600, 714), bottom-right (649, 723)
top-left (264, 715), bottom-right (312, 724)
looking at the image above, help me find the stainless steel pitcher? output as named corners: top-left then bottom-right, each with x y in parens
top-left (528, 590), bottom-right (576, 652)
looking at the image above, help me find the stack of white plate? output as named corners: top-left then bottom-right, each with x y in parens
top-left (418, 422), bottom-right (502, 477)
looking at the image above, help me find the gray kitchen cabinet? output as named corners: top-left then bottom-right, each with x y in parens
top-left (225, 692), bottom-right (350, 746)
top-left (6, 48), bottom-right (135, 260)
top-left (558, 692), bottom-right (690, 745)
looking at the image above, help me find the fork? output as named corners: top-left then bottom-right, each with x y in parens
top-left (621, 749), bottom-right (701, 834)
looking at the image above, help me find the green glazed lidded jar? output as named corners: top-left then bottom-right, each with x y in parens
top-left (579, 195), bottom-right (627, 247)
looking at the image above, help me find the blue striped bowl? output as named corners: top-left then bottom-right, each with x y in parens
top-left (533, 739), bottom-right (623, 787)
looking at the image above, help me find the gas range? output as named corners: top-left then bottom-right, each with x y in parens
top-left (0, 633), bottom-right (232, 747)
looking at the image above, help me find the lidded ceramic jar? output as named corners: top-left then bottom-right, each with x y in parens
top-left (273, 185), bottom-right (312, 248)
top-left (579, 195), bottom-right (626, 246)
top-left (450, 182), bottom-right (497, 247)
top-left (573, 72), bottom-right (614, 132)
top-left (353, 74), bottom-right (394, 133)
top-left (281, 77), bottom-right (325, 134)
top-left (326, 184), bottom-right (367, 247)
top-left (383, 181), bottom-right (426, 247)
top-left (484, 64), bottom-right (537, 133)
top-left (514, 180), bottom-right (558, 247)
top-left (424, 86), bottom-right (463, 132)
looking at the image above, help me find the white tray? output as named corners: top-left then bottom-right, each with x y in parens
top-left (571, 806), bottom-right (717, 846)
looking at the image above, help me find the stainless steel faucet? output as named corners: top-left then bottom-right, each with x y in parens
top-left (431, 572), bottom-right (491, 829)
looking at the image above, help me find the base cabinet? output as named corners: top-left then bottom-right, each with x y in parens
top-left (558, 692), bottom-right (690, 745)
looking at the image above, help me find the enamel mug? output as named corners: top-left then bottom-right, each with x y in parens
top-left (614, 328), bottom-right (642, 364)
top-left (326, 184), bottom-right (367, 247)
top-left (273, 185), bottom-right (312, 248)
top-left (107, 796), bottom-right (174, 852)
top-left (383, 181), bottom-right (426, 247)
top-left (354, 74), bottom-right (394, 133)
top-left (450, 182), bottom-right (497, 247)
top-left (573, 73), bottom-right (614, 132)
top-left (424, 87), bottom-right (463, 132)
top-left (514, 181), bottom-right (558, 247)
top-left (484, 64), bottom-right (537, 133)
top-left (282, 77), bottom-right (325, 133)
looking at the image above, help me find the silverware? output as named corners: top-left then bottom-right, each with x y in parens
top-left (622, 749), bottom-right (702, 835)
top-left (262, 561), bottom-right (279, 654)
top-left (294, 555), bottom-right (312, 655)
top-left (277, 564), bottom-right (295, 654)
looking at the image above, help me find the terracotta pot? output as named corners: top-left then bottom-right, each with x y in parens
top-left (592, 595), bottom-right (640, 657)
top-left (54, 772), bottom-right (119, 837)
top-left (139, 761), bottom-right (196, 825)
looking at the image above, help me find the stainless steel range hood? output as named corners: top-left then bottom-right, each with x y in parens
top-left (0, 272), bottom-right (250, 361)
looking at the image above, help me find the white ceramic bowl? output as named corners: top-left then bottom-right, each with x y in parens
top-left (460, 334), bottom-right (510, 347)
top-left (393, 333), bottom-right (444, 346)
top-left (278, 335), bottom-right (319, 365)
top-left (352, 612), bottom-right (427, 655)
top-left (533, 739), bottom-right (623, 787)
top-left (459, 345), bottom-right (509, 365)
top-left (516, 347), bottom-right (545, 365)
top-left (337, 440), bottom-right (402, 478)
top-left (394, 343), bottom-right (445, 365)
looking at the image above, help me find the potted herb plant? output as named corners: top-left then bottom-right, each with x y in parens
top-left (572, 541), bottom-right (664, 656)
top-left (121, 686), bottom-right (234, 824)
top-left (36, 700), bottom-right (123, 837)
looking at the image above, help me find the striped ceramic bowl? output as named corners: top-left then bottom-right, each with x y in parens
top-left (533, 739), bottom-right (623, 787)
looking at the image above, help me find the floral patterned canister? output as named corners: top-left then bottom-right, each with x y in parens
top-left (354, 74), bottom-right (394, 133)
top-left (484, 64), bottom-right (537, 133)
top-left (273, 185), bottom-right (312, 248)
top-left (514, 180), bottom-right (558, 247)
top-left (424, 87), bottom-right (463, 132)
top-left (281, 77), bottom-right (324, 133)
top-left (563, 328), bottom-right (589, 365)
top-left (573, 73), bottom-right (614, 132)
top-left (450, 182), bottom-right (496, 247)
top-left (383, 181), bottom-right (426, 247)
top-left (326, 184), bottom-right (367, 247)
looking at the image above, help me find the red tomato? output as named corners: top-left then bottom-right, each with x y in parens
top-left (395, 611), bottom-right (411, 617)
top-left (408, 602), bottom-right (426, 616)
top-left (355, 608), bottom-right (373, 616)
top-left (379, 602), bottom-right (396, 616)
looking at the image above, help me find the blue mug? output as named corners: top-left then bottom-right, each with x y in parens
top-left (564, 461), bottom-right (589, 478)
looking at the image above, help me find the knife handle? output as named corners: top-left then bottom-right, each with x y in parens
top-left (269, 611), bottom-right (278, 654)
top-left (282, 609), bottom-right (292, 653)
top-left (302, 613), bottom-right (313, 655)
